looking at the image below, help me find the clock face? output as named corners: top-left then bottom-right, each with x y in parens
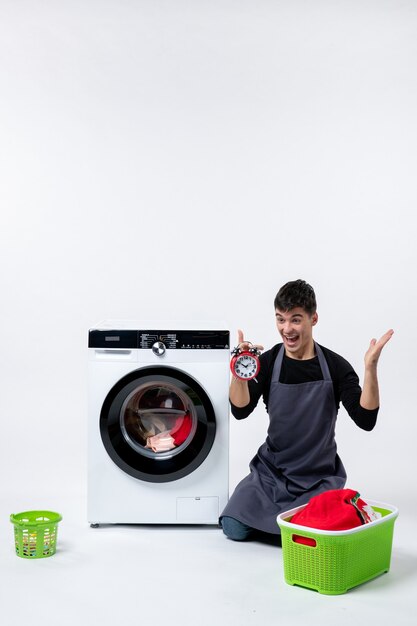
top-left (234, 353), bottom-right (259, 379)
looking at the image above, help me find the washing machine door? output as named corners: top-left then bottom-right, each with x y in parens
top-left (100, 366), bottom-right (216, 483)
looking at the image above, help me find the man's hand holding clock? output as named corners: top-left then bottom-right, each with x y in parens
top-left (230, 329), bottom-right (264, 382)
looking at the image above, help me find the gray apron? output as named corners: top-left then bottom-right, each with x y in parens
top-left (221, 343), bottom-right (346, 534)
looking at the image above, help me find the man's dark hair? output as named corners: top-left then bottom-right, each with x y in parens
top-left (274, 279), bottom-right (317, 316)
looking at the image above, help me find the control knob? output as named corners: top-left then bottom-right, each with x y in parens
top-left (152, 341), bottom-right (166, 356)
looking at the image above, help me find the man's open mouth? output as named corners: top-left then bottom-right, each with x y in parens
top-left (284, 334), bottom-right (299, 346)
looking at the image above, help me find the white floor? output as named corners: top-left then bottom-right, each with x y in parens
top-left (0, 492), bottom-right (415, 626)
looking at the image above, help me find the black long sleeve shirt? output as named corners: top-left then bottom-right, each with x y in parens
top-left (231, 343), bottom-right (378, 431)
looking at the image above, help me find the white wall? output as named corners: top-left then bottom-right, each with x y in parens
top-left (0, 0), bottom-right (415, 511)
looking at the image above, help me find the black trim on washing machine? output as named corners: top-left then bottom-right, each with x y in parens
top-left (89, 330), bottom-right (139, 349)
top-left (89, 329), bottom-right (230, 349)
top-left (100, 366), bottom-right (216, 483)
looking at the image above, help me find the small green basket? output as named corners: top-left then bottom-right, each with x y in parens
top-left (277, 500), bottom-right (398, 595)
top-left (10, 510), bottom-right (63, 559)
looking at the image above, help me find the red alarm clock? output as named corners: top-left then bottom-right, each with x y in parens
top-left (230, 342), bottom-right (261, 382)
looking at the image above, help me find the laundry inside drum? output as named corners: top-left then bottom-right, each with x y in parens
top-left (120, 383), bottom-right (197, 458)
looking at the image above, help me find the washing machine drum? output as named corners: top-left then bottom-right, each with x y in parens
top-left (100, 367), bottom-right (217, 483)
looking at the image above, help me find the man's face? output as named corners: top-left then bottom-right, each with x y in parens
top-left (275, 307), bottom-right (318, 358)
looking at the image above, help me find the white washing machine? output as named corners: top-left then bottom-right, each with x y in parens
top-left (88, 320), bottom-right (230, 526)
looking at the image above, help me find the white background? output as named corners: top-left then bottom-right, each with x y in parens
top-left (0, 2), bottom-right (416, 622)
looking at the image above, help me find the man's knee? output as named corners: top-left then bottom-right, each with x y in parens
top-left (220, 516), bottom-right (255, 541)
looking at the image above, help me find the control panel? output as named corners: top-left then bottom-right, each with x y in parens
top-left (89, 329), bottom-right (229, 350)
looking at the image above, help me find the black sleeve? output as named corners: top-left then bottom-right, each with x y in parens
top-left (230, 347), bottom-right (278, 419)
top-left (325, 349), bottom-right (379, 431)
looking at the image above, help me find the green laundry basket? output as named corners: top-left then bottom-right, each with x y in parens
top-left (277, 500), bottom-right (398, 595)
top-left (10, 510), bottom-right (63, 559)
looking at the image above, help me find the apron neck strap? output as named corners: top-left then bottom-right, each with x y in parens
top-left (274, 342), bottom-right (332, 381)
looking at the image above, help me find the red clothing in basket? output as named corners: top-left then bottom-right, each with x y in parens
top-left (290, 489), bottom-right (379, 545)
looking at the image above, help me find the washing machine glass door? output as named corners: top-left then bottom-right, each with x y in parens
top-left (100, 367), bottom-right (216, 482)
